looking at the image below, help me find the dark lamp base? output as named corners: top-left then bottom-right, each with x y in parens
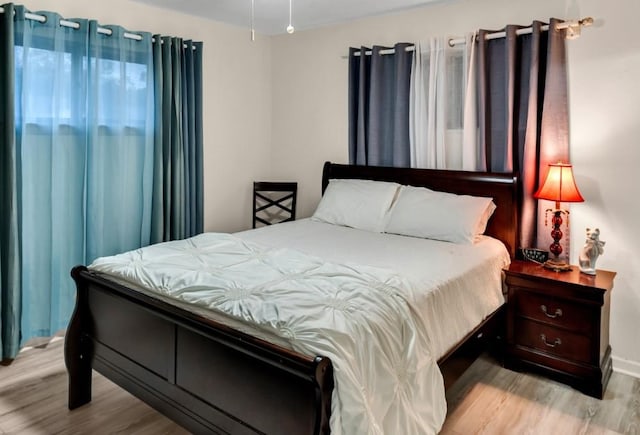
top-left (542, 259), bottom-right (572, 272)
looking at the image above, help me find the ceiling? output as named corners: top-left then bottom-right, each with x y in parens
top-left (131, 0), bottom-right (444, 35)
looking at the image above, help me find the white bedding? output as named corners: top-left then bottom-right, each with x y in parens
top-left (238, 219), bottom-right (510, 359)
top-left (88, 219), bottom-right (510, 435)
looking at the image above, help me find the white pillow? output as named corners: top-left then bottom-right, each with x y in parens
top-left (311, 179), bottom-right (401, 233)
top-left (385, 185), bottom-right (496, 244)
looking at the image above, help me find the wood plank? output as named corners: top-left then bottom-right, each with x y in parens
top-left (442, 354), bottom-right (640, 435)
top-left (0, 338), bottom-right (186, 435)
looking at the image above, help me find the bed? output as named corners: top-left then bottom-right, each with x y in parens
top-left (65, 162), bottom-right (519, 434)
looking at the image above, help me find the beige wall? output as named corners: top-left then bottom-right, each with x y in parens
top-left (270, 0), bottom-right (640, 374)
top-left (20, 0), bottom-right (273, 233)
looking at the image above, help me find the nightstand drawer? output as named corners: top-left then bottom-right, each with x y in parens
top-left (514, 290), bottom-right (593, 333)
top-left (515, 318), bottom-right (592, 363)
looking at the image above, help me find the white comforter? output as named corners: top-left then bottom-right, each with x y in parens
top-left (90, 232), bottom-right (446, 434)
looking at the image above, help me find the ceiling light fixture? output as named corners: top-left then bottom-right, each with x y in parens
top-left (250, 0), bottom-right (255, 41)
top-left (250, 0), bottom-right (295, 40)
top-left (286, 0), bottom-right (295, 34)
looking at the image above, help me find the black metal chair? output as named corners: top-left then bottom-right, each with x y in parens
top-left (253, 182), bottom-right (297, 228)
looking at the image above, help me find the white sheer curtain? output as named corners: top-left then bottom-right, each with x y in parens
top-left (409, 33), bottom-right (479, 170)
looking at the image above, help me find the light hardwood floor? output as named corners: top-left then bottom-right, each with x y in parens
top-left (442, 356), bottom-right (639, 435)
top-left (1, 339), bottom-right (638, 434)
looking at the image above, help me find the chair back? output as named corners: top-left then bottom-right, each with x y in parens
top-left (253, 182), bottom-right (297, 228)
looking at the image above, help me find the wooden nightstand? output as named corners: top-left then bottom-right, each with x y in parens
top-left (504, 260), bottom-right (615, 399)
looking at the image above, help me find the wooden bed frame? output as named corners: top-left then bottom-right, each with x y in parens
top-left (65, 162), bottom-right (519, 434)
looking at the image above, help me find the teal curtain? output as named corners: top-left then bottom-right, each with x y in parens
top-left (151, 36), bottom-right (203, 243)
top-left (0, 3), bottom-right (21, 361)
top-left (0, 3), bottom-right (156, 360)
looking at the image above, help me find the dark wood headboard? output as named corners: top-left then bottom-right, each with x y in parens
top-left (321, 162), bottom-right (520, 258)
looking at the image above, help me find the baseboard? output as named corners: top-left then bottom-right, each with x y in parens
top-left (19, 333), bottom-right (65, 354)
top-left (612, 355), bottom-right (640, 379)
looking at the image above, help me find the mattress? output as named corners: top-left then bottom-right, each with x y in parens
top-left (88, 219), bottom-right (510, 434)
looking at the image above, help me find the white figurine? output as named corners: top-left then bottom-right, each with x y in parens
top-left (579, 228), bottom-right (605, 275)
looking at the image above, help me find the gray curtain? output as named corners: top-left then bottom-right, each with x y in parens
top-left (151, 37), bottom-right (204, 243)
top-left (0, 3), bottom-right (21, 362)
top-left (477, 19), bottom-right (570, 250)
top-left (349, 43), bottom-right (413, 167)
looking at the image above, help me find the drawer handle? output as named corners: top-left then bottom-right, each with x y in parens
top-left (541, 305), bottom-right (563, 319)
top-left (540, 334), bottom-right (562, 348)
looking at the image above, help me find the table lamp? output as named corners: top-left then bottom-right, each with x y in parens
top-left (534, 162), bottom-right (584, 271)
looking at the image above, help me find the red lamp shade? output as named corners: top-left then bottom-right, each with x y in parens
top-left (534, 162), bottom-right (584, 204)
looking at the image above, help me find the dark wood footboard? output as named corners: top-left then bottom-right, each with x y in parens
top-left (65, 266), bottom-right (333, 435)
top-left (65, 264), bottom-right (506, 434)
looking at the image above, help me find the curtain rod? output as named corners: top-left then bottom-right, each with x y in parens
top-left (349, 16), bottom-right (594, 57)
top-left (0, 6), bottom-right (198, 48)
top-left (448, 17), bottom-right (594, 46)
